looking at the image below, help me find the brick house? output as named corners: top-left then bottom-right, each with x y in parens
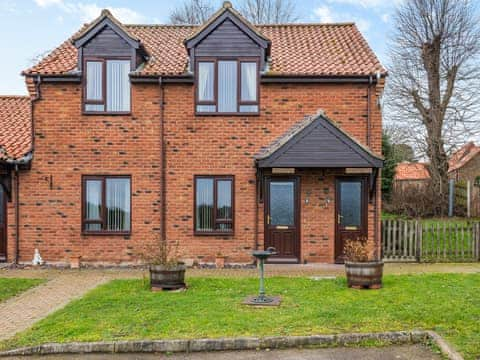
top-left (0, 2), bottom-right (385, 266)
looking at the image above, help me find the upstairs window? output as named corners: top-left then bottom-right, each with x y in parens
top-left (196, 59), bottom-right (259, 115)
top-left (84, 58), bottom-right (131, 114)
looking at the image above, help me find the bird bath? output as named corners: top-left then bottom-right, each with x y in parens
top-left (243, 247), bottom-right (281, 306)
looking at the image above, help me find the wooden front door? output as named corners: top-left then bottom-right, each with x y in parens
top-left (0, 185), bottom-right (6, 262)
top-left (335, 177), bottom-right (367, 263)
top-left (265, 177), bottom-right (300, 262)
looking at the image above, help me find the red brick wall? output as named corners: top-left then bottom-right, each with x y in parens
top-left (7, 80), bottom-right (383, 265)
top-left (163, 82), bottom-right (382, 264)
top-left (8, 82), bottom-right (163, 264)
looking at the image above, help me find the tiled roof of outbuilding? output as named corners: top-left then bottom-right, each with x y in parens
top-left (394, 162), bottom-right (430, 181)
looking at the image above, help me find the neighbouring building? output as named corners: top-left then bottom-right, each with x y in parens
top-left (393, 162), bottom-right (430, 191)
top-left (0, 2), bottom-right (385, 266)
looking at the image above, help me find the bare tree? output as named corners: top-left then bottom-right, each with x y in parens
top-left (386, 0), bottom-right (480, 215)
top-left (169, 0), bottom-right (215, 25)
top-left (239, 0), bottom-right (298, 24)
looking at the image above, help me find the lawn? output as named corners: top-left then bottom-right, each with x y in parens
top-left (0, 278), bottom-right (44, 302)
top-left (1, 274), bottom-right (479, 359)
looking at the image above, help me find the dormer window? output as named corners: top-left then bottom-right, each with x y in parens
top-left (84, 58), bottom-right (131, 114)
top-left (196, 58), bottom-right (259, 115)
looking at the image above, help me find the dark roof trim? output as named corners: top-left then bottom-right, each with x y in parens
top-left (40, 75), bottom-right (81, 83)
top-left (185, 10), bottom-right (270, 50)
top-left (74, 17), bottom-right (141, 49)
top-left (125, 74), bottom-right (376, 84)
top-left (130, 75), bottom-right (194, 84)
top-left (256, 113), bottom-right (383, 169)
top-left (26, 73), bottom-right (380, 85)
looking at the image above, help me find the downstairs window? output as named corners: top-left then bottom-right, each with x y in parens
top-left (82, 175), bottom-right (131, 234)
top-left (194, 175), bottom-right (234, 235)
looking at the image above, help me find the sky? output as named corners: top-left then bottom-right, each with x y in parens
top-left (0, 0), bottom-right (399, 95)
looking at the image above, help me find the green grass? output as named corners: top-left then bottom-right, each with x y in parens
top-left (1, 274), bottom-right (479, 359)
top-left (0, 278), bottom-right (44, 302)
top-left (382, 213), bottom-right (480, 261)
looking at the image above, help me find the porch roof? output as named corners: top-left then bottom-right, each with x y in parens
top-left (255, 111), bottom-right (383, 169)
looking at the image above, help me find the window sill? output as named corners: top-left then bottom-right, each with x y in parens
top-left (195, 112), bottom-right (260, 117)
top-left (82, 231), bottom-right (131, 237)
top-left (194, 231), bottom-right (234, 237)
top-left (83, 111), bottom-right (132, 116)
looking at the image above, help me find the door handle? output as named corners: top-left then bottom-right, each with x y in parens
top-left (267, 215), bottom-right (271, 224)
top-left (338, 214), bottom-right (343, 224)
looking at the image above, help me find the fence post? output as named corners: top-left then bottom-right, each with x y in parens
top-left (467, 180), bottom-right (471, 218)
top-left (416, 221), bottom-right (422, 262)
top-left (449, 179), bottom-right (455, 217)
top-left (476, 223), bottom-right (480, 262)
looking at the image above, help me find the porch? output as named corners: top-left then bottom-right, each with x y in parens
top-left (254, 112), bottom-right (383, 264)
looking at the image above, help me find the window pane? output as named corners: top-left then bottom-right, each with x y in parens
top-left (241, 62), bottom-right (257, 101)
top-left (270, 181), bottom-right (294, 226)
top-left (85, 104), bottom-right (105, 112)
top-left (106, 178), bottom-right (131, 232)
top-left (196, 105), bottom-right (216, 113)
top-left (86, 61), bottom-right (103, 101)
top-left (216, 223), bottom-right (233, 231)
top-left (106, 60), bottom-right (131, 112)
top-left (340, 181), bottom-right (362, 227)
top-left (239, 105), bottom-right (258, 113)
top-left (196, 178), bottom-right (214, 232)
top-left (85, 223), bottom-right (102, 231)
top-left (85, 180), bottom-right (102, 221)
top-left (198, 62), bottom-right (214, 102)
top-left (218, 61), bottom-right (237, 113)
top-left (216, 180), bottom-right (232, 220)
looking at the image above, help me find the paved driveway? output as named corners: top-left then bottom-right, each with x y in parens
top-left (1, 345), bottom-right (441, 360)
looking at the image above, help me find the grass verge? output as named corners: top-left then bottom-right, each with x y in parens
top-left (1, 274), bottom-right (478, 359)
top-left (0, 278), bottom-right (44, 303)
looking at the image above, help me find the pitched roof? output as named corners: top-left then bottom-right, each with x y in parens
top-left (185, 1), bottom-right (269, 45)
top-left (72, 9), bottom-right (140, 45)
top-left (394, 162), bottom-right (430, 181)
top-left (448, 142), bottom-right (480, 172)
top-left (255, 111), bottom-right (383, 168)
top-left (0, 96), bottom-right (32, 161)
top-left (24, 15), bottom-right (385, 77)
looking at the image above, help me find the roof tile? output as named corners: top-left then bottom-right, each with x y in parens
top-left (0, 96), bottom-right (32, 161)
top-left (394, 162), bottom-right (430, 181)
top-left (448, 142), bottom-right (480, 172)
top-left (24, 21), bottom-right (385, 77)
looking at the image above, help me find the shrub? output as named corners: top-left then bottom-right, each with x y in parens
top-left (343, 237), bottom-right (369, 262)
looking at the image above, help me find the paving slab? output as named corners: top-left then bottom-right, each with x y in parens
top-left (0, 344), bottom-right (441, 360)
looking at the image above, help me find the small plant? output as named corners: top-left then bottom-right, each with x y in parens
top-left (141, 238), bottom-right (182, 268)
top-left (343, 237), bottom-right (369, 262)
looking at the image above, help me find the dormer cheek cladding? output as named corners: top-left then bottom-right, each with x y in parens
top-left (81, 27), bottom-right (136, 70)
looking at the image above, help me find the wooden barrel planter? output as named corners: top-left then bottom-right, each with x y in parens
top-left (149, 263), bottom-right (186, 291)
top-left (345, 261), bottom-right (384, 289)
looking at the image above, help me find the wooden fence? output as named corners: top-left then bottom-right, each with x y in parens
top-left (382, 220), bottom-right (480, 262)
